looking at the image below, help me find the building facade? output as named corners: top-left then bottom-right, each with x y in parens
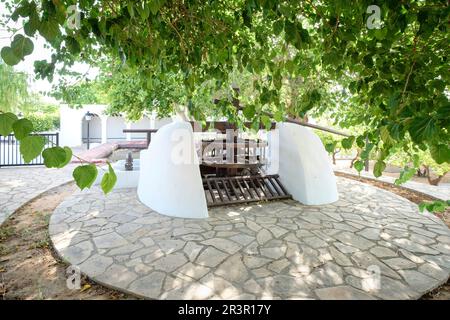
top-left (59, 104), bottom-right (172, 148)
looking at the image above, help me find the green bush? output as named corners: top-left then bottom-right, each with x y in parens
top-left (26, 114), bottom-right (59, 132)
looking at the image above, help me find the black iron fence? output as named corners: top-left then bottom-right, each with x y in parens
top-left (0, 133), bottom-right (59, 167)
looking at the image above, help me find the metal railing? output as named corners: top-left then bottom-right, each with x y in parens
top-left (0, 133), bottom-right (59, 167)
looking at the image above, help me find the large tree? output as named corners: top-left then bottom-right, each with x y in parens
top-left (0, 0), bottom-right (448, 193)
top-left (0, 61), bottom-right (30, 112)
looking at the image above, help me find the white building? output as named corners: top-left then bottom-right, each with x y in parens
top-left (59, 104), bottom-right (172, 148)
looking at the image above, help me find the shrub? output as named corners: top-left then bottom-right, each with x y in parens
top-left (26, 114), bottom-right (59, 132)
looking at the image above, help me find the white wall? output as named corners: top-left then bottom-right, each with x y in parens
top-left (106, 117), bottom-right (126, 141)
top-left (81, 115), bottom-right (102, 142)
top-left (59, 104), bottom-right (174, 147)
top-left (138, 121), bottom-right (208, 219)
top-left (155, 117), bottom-right (173, 129)
top-left (130, 117), bottom-right (152, 139)
top-left (276, 122), bottom-right (339, 205)
top-left (59, 104), bottom-right (107, 147)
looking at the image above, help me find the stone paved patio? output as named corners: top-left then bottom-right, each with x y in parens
top-left (0, 165), bottom-right (75, 225)
top-left (50, 177), bottom-right (450, 300)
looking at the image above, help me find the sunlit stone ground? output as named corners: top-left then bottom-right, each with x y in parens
top-left (50, 177), bottom-right (450, 300)
top-left (0, 165), bottom-right (75, 225)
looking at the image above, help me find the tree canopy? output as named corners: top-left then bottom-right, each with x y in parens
top-left (0, 0), bottom-right (449, 194)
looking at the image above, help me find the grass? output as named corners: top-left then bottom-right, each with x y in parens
top-left (0, 244), bottom-right (14, 256)
top-left (29, 233), bottom-right (50, 250)
top-left (0, 226), bottom-right (15, 241)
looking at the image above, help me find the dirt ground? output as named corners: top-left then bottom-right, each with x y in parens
top-left (0, 182), bottom-right (133, 300)
top-left (0, 175), bottom-right (449, 300)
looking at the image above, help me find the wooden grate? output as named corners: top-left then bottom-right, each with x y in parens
top-left (203, 174), bottom-right (291, 207)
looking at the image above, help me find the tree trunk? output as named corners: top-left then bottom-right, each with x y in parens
top-left (425, 166), bottom-right (447, 186)
top-left (332, 148), bottom-right (340, 165)
top-left (350, 149), bottom-right (361, 168)
top-left (417, 168), bottom-right (425, 177)
top-left (424, 166), bottom-right (430, 177)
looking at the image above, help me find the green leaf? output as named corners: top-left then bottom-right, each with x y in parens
top-left (20, 135), bottom-right (46, 163)
top-left (73, 164), bottom-right (98, 190)
top-left (243, 104), bottom-right (256, 120)
top-left (59, 147), bottom-right (73, 168)
top-left (42, 146), bottom-right (67, 168)
top-left (274, 110), bottom-right (284, 122)
top-left (341, 136), bottom-right (355, 150)
top-left (0, 112), bottom-right (18, 136)
top-left (409, 117), bottom-right (436, 143)
top-left (418, 202), bottom-right (427, 213)
top-left (12, 118), bottom-right (33, 140)
top-left (395, 166), bottom-right (416, 185)
top-left (373, 160), bottom-right (386, 178)
top-left (380, 126), bottom-right (393, 145)
top-left (430, 144), bottom-right (450, 164)
top-left (363, 55), bottom-right (373, 68)
top-left (22, 2), bottom-right (40, 36)
top-left (360, 143), bottom-right (374, 160)
top-left (388, 123), bottom-right (402, 140)
top-left (356, 136), bottom-right (365, 148)
top-left (149, 0), bottom-right (166, 15)
top-left (431, 201), bottom-right (447, 213)
top-left (412, 154), bottom-right (420, 168)
top-left (65, 37), bottom-right (81, 55)
top-left (354, 160), bottom-right (364, 173)
top-left (1, 47), bottom-right (21, 65)
top-left (101, 163), bottom-right (117, 194)
top-left (261, 115), bottom-right (272, 130)
top-left (24, 16), bottom-right (40, 36)
top-left (325, 142), bottom-right (336, 154)
top-left (419, 201), bottom-right (448, 213)
top-left (11, 34), bottom-right (34, 59)
top-left (39, 19), bottom-right (60, 42)
top-left (138, 4), bottom-right (150, 20)
top-left (374, 27), bottom-right (387, 40)
top-left (127, 3), bottom-right (135, 18)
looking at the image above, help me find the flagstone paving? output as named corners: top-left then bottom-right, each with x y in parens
top-left (0, 165), bottom-right (75, 226)
top-left (50, 177), bottom-right (450, 300)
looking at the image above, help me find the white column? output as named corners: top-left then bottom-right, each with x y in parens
top-left (150, 111), bottom-right (157, 129)
top-left (101, 116), bottom-right (108, 144)
top-left (126, 122), bottom-right (132, 141)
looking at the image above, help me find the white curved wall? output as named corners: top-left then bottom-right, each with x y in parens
top-left (276, 122), bottom-right (338, 205)
top-left (137, 121), bottom-right (208, 219)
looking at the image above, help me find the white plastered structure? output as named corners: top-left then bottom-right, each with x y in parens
top-left (275, 122), bottom-right (339, 205)
top-left (59, 104), bottom-right (173, 147)
top-left (137, 121), bottom-right (208, 219)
